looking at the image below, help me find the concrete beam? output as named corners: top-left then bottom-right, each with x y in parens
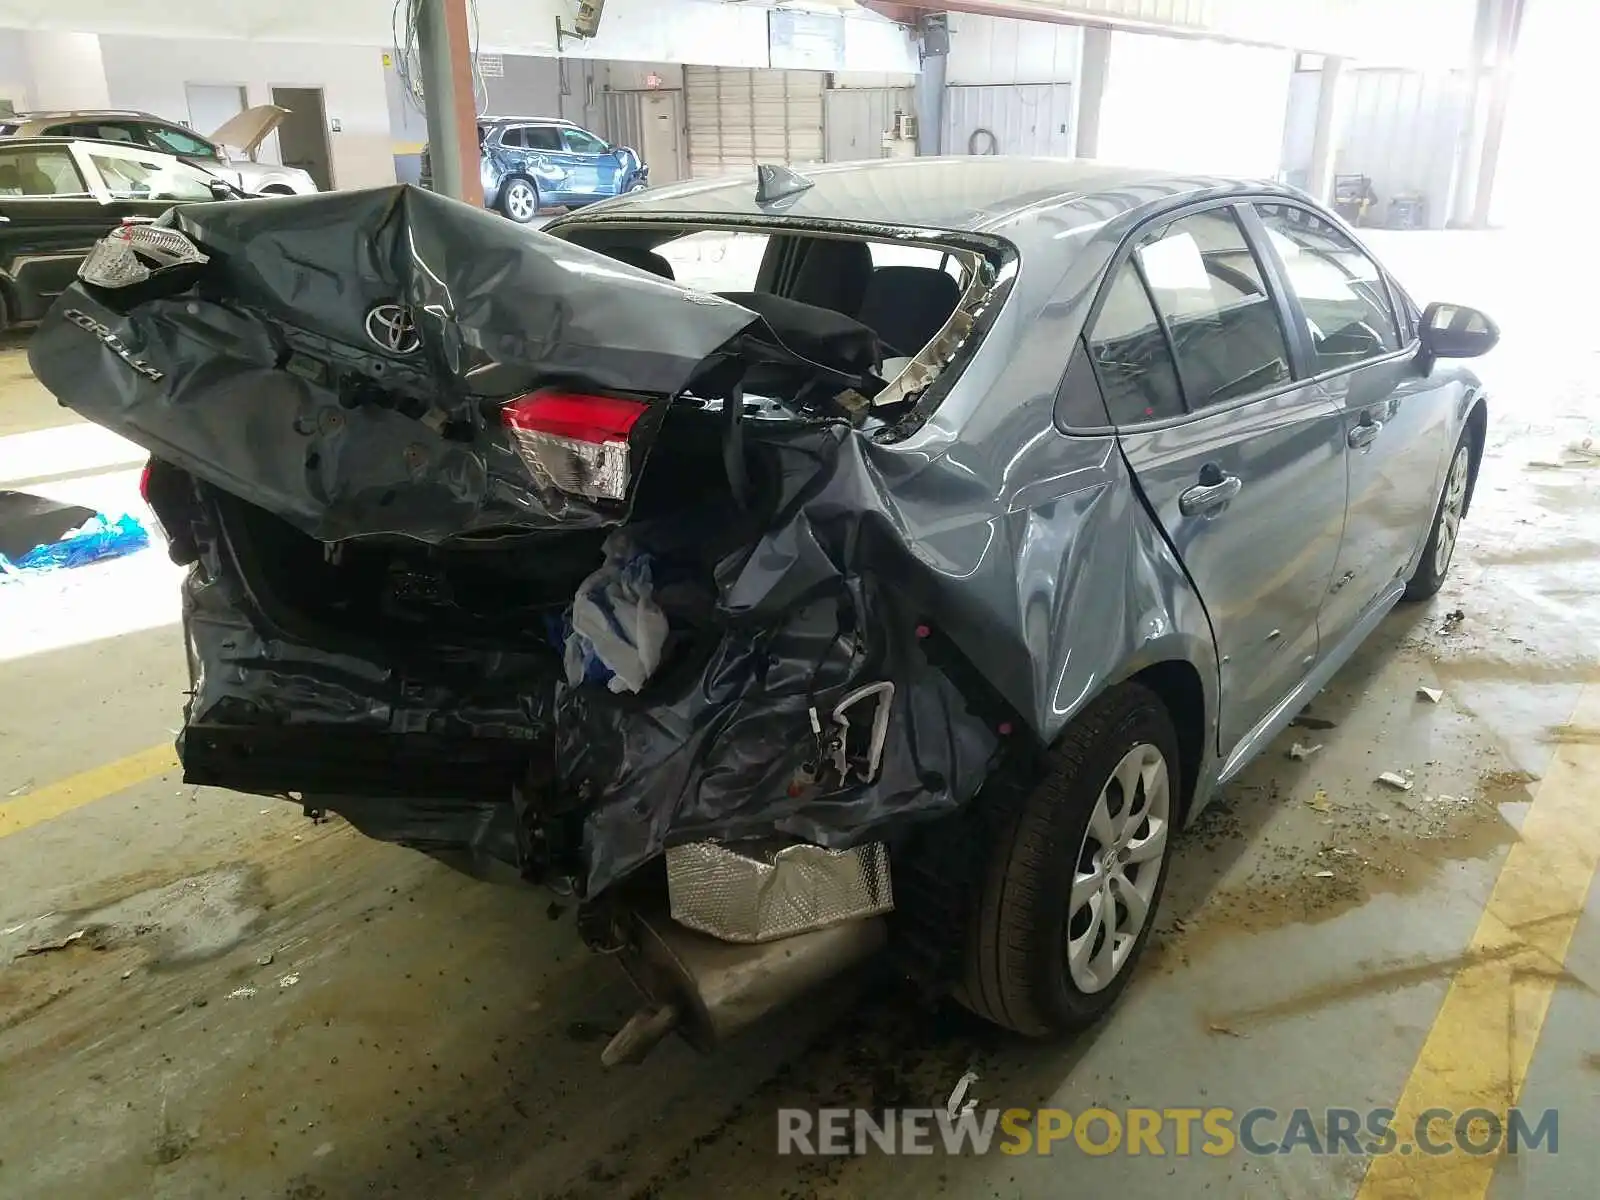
top-left (1075, 25), bottom-right (1111, 159)
top-left (1305, 55), bottom-right (1346, 205)
top-left (1470, 0), bottom-right (1527, 229)
top-left (415, 0), bottom-right (483, 206)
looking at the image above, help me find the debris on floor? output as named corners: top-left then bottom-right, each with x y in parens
top-left (17, 928), bottom-right (86, 957)
top-left (1440, 609), bottom-right (1467, 634)
top-left (278, 973), bottom-right (300, 989)
top-left (1308, 788), bottom-right (1333, 813)
top-left (227, 986), bottom-right (258, 1000)
top-left (1291, 713), bottom-right (1337, 731)
top-left (0, 512), bottom-right (149, 577)
top-left (6, 779), bottom-right (34, 797)
top-left (1417, 686), bottom-right (1444, 704)
top-left (1207, 1023), bottom-right (1247, 1038)
top-left (1377, 770), bottom-right (1416, 792)
top-left (1288, 741), bottom-right (1323, 760)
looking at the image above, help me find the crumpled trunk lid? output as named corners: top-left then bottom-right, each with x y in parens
top-left (27, 184), bottom-right (765, 543)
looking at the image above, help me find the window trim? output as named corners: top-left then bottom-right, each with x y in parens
top-left (1071, 197), bottom-right (1303, 432)
top-left (1062, 191), bottom-right (1422, 435)
top-left (1246, 197), bottom-right (1416, 386)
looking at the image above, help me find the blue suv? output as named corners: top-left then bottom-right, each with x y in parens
top-left (422, 116), bottom-right (647, 223)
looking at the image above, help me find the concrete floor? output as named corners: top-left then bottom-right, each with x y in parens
top-left (0, 230), bottom-right (1596, 1199)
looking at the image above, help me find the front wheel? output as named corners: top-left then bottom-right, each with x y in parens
top-left (1404, 436), bottom-right (1472, 601)
top-left (959, 682), bottom-right (1179, 1036)
top-left (498, 178), bottom-right (540, 224)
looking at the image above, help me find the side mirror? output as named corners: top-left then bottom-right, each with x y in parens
top-left (207, 178), bottom-right (235, 200)
top-left (1420, 301), bottom-right (1499, 361)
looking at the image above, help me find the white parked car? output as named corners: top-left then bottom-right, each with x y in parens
top-left (0, 106), bottom-right (317, 196)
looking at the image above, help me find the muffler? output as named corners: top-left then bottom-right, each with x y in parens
top-left (601, 907), bottom-right (887, 1067)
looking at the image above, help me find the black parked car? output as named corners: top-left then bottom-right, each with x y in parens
top-left (0, 137), bottom-right (236, 332)
top-left (422, 116), bottom-right (647, 223)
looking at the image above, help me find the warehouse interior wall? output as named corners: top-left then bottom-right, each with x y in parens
top-left (92, 35), bottom-right (395, 189)
top-left (946, 12), bottom-right (1081, 87)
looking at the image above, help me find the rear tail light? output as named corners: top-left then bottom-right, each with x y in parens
top-left (501, 391), bottom-right (648, 501)
top-left (138, 457), bottom-right (154, 504)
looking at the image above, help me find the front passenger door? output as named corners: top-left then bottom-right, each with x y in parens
top-left (1252, 203), bottom-right (1454, 646)
top-left (560, 126), bottom-right (619, 200)
top-left (1098, 204), bottom-right (1348, 758)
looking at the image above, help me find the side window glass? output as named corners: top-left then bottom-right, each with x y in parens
top-left (1087, 261), bottom-right (1185, 424)
top-left (498, 127), bottom-right (524, 148)
top-left (562, 128), bottom-right (608, 155)
top-left (1255, 203), bottom-right (1401, 372)
top-left (1135, 207), bottom-right (1292, 409)
top-left (524, 126), bottom-right (563, 151)
top-left (145, 124), bottom-right (217, 158)
top-left (0, 147), bottom-right (90, 196)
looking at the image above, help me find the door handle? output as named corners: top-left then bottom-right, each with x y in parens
top-left (1179, 472), bottom-right (1243, 516)
top-left (1349, 418), bottom-right (1382, 449)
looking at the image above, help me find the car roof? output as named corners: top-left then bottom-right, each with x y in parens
top-left (480, 115), bottom-right (577, 127)
top-left (570, 156), bottom-right (1302, 240)
top-left (7, 110), bottom-right (162, 122)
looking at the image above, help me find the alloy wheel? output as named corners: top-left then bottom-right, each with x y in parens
top-left (1434, 446), bottom-right (1470, 578)
top-left (506, 182), bottom-right (537, 221)
top-left (1065, 742), bottom-right (1171, 994)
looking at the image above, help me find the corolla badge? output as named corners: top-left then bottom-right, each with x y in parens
top-left (364, 303), bottom-right (421, 355)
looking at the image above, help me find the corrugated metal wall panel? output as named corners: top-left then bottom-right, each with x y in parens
top-left (1279, 67), bottom-right (1467, 228)
top-left (942, 84), bottom-right (1075, 158)
top-left (1337, 68), bottom-right (1466, 229)
top-left (685, 67), bottom-right (825, 177)
top-left (946, 13), bottom-right (1083, 86)
top-left (824, 87), bottom-right (912, 161)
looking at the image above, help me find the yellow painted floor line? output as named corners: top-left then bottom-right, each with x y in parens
top-left (1356, 682), bottom-right (1600, 1199)
top-left (0, 743), bottom-right (179, 840)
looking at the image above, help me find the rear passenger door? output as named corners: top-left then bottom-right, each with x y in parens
top-left (1251, 202), bottom-right (1453, 645)
top-left (1093, 203), bottom-right (1348, 758)
top-left (0, 143), bottom-right (113, 323)
top-left (518, 125), bottom-right (579, 204)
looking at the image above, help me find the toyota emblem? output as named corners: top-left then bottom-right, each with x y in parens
top-left (364, 302), bottom-right (421, 355)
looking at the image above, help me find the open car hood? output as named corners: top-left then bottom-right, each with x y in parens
top-left (26, 185), bottom-right (865, 544)
top-left (207, 103), bottom-right (289, 158)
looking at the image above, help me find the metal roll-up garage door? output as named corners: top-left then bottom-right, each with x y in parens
top-left (685, 66), bottom-right (825, 177)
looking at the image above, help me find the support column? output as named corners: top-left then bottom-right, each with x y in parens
top-left (1470, 0), bottom-right (1527, 229)
top-left (1449, 0), bottom-right (1499, 227)
top-left (1306, 54), bottom-right (1347, 205)
top-left (1075, 26), bottom-right (1111, 159)
top-left (24, 32), bottom-right (110, 111)
top-left (415, 0), bottom-right (483, 206)
top-left (914, 48), bottom-right (945, 156)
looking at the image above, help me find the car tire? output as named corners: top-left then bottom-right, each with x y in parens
top-left (1403, 434), bottom-right (1473, 602)
top-left (499, 177), bottom-right (540, 224)
top-left (958, 682), bottom-right (1180, 1036)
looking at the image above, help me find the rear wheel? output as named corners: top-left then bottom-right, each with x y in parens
top-left (959, 683), bottom-right (1179, 1035)
top-left (499, 177), bottom-right (540, 224)
top-left (1404, 435), bottom-right (1472, 601)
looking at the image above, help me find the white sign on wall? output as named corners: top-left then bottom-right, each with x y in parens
top-left (769, 10), bottom-right (845, 71)
top-left (477, 53), bottom-right (505, 78)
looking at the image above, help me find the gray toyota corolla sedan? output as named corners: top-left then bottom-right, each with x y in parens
top-left (32, 157), bottom-right (1496, 1063)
